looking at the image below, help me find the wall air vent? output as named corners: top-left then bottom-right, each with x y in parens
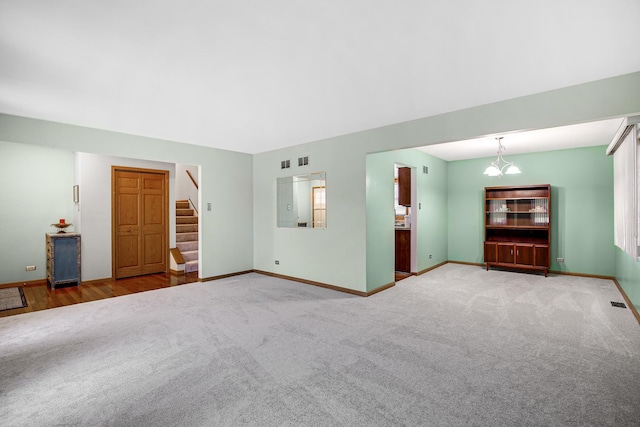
top-left (281, 160), bottom-right (290, 169)
top-left (298, 156), bottom-right (309, 166)
top-left (611, 301), bottom-right (627, 308)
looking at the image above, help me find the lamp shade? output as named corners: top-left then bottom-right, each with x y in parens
top-left (505, 165), bottom-right (521, 174)
top-left (484, 165), bottom-right (501, 176)
top-left (483, 137), bottom-right (520, 177)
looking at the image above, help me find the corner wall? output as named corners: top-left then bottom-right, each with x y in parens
top-left (251, 71), bottom-right (640, 292)
top-left (447, 146), bottom-right (614, 276)
top-left (366, 149), bottom-right (448, 291)
top-left (0, 115), bottom-right (253, 282)
top-left (253, 138), bottom-right (367, 292)
top-left (616, 248), bottom-right (640, 312)
top-left (0, 141), bottom-right (75, 283)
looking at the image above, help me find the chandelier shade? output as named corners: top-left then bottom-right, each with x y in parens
top-left (483, 137), bottom-right (521, 177)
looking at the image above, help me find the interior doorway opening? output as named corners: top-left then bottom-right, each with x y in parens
top-left (175, 164), bottom-right (200, 274)
top-left (394, 164), bottom-right (417, 281)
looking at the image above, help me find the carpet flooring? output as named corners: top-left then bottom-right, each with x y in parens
top-left (1, 264), bottom-right (639, 426)
top-left (0, 287), bottom-right (27, 312)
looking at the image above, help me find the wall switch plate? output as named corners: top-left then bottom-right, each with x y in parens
top-left (557, 257), bottom-right (564, 262)
top-left (207, 202), bottom-right (212, 211)
top-left (25, 265), bottom-right (36, 271)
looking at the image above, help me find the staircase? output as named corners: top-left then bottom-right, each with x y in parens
top-left (176, 200), bottom-right (198, 273)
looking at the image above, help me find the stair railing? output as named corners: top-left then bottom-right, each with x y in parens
top-left (185, 169), bottom-right (199, 214)
top-left (188, 197), bottom-right (198, 215)
top-left (186, 169), bottom-right (198, 190)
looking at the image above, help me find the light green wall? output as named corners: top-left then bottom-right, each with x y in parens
top-left (366, 149), bottom-right (448, 291)
top-left (447, 146), bottom-right (614, 276)
top-left (615, 247), bottom-right (640, 312)
top-left (253, 138), bottom-right (367, 291)
top-left (2, 72), bottom-right (640, 294)
top-left (252, 71), bottom-right (640, 292)
top-left (0, 141), bottom-right (76, 283)
top-left (0, 115), bottom-right (254, 282)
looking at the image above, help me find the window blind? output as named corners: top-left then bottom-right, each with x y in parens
top-left (612, 125), bottom-right (638, 260)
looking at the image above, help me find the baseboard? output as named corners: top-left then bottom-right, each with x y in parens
top-left (612, 278), bottom-right (640, 325)
top-left (169, 269), bottom-right (185, 276)
top-left (549, 270), bottom-right (615, 280)
top-left (417, 261), bottom-right (449, 275)
top-left (254, 270), bottom-right (370, 297)
top-left (366, 281), bottom-right (395, 296)
top-left (199, 270), bottom-right (254, 282)
top-left (0, 278), bottom-right (47, 289)
top-left (447, 260), bottom-right (484, 267)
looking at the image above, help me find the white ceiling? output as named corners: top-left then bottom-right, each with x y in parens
top-left (1, 1), bottom-right (639, 155)
top-left (417, 118), bottom-right (623, 161)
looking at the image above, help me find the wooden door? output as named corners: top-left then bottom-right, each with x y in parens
top-left (484, 242), bottom-right (498, 263)
top-left (112, 167), bottom-right (168, 279)
top-left (312, 186), bottom-right (326, 228)
top-left (515, 244), bottom-right (534, 266)
top-left (497, 243), bottom-right (514, 264)
top-left (533, 245), bottom-right (550, 267)
top-left (395, 230), bottom-right (411, 272)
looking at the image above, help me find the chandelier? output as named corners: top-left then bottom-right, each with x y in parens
top-left (483, 137), bottom-right (521, 177)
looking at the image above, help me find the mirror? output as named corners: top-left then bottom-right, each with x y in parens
top-left (277, 172), bottom-right (326, 228)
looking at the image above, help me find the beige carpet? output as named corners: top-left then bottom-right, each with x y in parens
top-left (0, 287), bottom-right (27, 312)
top-left (1, 265), bottom-right (640, 426)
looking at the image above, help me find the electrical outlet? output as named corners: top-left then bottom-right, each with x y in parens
top-left (275, 260), bottom-right (279, 265)
top-left (557, 257), bottom-right (564, 263)
top-left (25, 265), bottom-right (36, 271)
top-left (429, 254), bottom-right (432, 259)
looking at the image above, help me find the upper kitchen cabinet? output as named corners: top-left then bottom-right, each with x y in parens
top-left (398, 167), bottom-right (411, 206)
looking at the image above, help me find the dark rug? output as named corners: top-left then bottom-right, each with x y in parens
top-left (0, 287), bottom-right (28, 312)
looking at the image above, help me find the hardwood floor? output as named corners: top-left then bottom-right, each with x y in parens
top-left (395, 271), bottom-right (412, 282)
top-left (0, 272), bottom-right (199, 318)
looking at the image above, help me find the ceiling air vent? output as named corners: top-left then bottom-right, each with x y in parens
top-left (298, 156), bottom-right (309, 166)
top-left (281, 160), bottom-right (290, 169)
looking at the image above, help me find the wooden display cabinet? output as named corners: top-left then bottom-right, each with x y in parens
top-left (484, 184), bottom-right (550, 276)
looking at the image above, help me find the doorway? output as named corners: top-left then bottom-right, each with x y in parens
top-left (394, 164), bottom-right (416, 281)
top-left (112, 166), bottom-right (169, 279)
top-left (312, 186), bottom-right (326, 228)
